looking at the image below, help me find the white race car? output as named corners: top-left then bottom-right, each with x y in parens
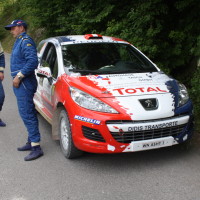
top-left (34, 34), bottom-right (194, 158)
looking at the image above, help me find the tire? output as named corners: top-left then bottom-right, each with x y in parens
top-left (59, 109), bottom-right (83, 159)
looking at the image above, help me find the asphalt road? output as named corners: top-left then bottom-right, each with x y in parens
top-left (0, 53), bottom-right (200, 200)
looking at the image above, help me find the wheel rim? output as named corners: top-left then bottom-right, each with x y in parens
top-left (60, 116), bottom-right (69, 151)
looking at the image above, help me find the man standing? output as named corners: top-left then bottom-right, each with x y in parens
top-left (0, 42), bottom-right (6, 127)
top-left (5, 19), bottom-right (43, 161)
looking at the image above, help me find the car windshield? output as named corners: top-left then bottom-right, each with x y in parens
top-left (62, 43), bottom-right (158, 75)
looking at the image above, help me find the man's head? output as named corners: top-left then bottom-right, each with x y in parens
top-left (5, 20), bottom-right (27, 38)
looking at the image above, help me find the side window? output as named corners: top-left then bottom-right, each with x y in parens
top-left (41, 43), bottom-right (58, 79)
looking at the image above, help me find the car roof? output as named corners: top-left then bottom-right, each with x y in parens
top-left (45, 34), bottom-right (129, 45)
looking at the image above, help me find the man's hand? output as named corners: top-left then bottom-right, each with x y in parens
top-left (13, 76), bottom-right (21, 88)
top-left (0, 72), bottom-right (4, 81)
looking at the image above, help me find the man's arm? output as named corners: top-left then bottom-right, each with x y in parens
top-left (19, 37), bottom-right (38, 77)
top-left (13, 37), bottom-right (38, 88)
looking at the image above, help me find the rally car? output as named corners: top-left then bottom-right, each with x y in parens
top-left (34, 34), bottom-right (194, 159)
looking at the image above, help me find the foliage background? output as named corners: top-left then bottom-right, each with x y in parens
top-left (0, 0), bottom-right (200, 129)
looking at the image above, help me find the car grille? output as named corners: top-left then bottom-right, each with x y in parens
top-left (82, 126), bottom-right (105, 142)
top-left (109, 124), bottom-right (186, 143)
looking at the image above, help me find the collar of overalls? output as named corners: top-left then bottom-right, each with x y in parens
top-left (17, 32), bottom-right (26, 40)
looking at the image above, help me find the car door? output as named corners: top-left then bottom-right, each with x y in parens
top-left (38, 42), bottom-right (58, 119)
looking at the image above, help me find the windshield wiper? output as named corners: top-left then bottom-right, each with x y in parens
top-left (68, 68), bottom-right (157, 75)
top-left (105, 69), bottom-right (146, 74)
top-left (69, 69), bottom-right (102, 75)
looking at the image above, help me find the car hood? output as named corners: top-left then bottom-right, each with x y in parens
top-left (66, 72), bottom-right (178, 120)
top-left (67, 72), bottom-right (177, 98)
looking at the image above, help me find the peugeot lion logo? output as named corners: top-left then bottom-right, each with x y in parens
top-left (139, 98), bottom-right (158, 110)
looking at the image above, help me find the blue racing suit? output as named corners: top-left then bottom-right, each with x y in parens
top-left (0, 42), bottom-right (5, 111)
top-left (11, 32), bottom-right (40, 143)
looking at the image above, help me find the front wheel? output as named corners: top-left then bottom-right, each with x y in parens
top-left (59, 109), bottom-right (83, 159)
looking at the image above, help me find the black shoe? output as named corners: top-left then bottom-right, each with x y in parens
top-left (17, 142), bottom-right (32, 151)
top-left (0, 119), bottom-right (6, 127)
top-left (24, 145), bottom-right (44, 161)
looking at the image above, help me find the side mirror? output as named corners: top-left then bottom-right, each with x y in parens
top-left (37, 53), bottom-right (42, 63)
top-left (36, 67), bottom-right (53, 85)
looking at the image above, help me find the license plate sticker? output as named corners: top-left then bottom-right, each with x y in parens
top-left (123, 136), bottom-right (175, 152)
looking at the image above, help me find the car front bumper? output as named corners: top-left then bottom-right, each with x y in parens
top-left (71, 112), bottom-right (194, 154)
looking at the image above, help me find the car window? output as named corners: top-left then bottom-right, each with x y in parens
top-left (62, 43), bottom-right (157, 74)
top-left (41, 43), bottom-right (58, 78)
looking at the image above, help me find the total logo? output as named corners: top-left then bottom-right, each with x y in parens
top-left (112, 87), bottom-right (168, 95)
top-left (37, 69), bottom-right (51, 77)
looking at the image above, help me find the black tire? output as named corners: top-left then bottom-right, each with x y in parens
top-left (59, 109), bottom-right (83, 159)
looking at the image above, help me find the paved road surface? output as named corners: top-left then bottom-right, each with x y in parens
top-left (0, 53), bottom-right (200, 200)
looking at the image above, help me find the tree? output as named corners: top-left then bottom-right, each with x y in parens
top-left (1, 0), bottom-right (200, 122)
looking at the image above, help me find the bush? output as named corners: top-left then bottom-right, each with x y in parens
top-left (190, 64), bottom-right (200, 130)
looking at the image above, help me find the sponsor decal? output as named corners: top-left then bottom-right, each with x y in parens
top-left (37, 69), bottom-right (51, 77)
top-left (107, 116), bottom-right (189, 132)
top-left (99, 74), bottom-right (142, 78)
top-left (128, 121), bottom-right (178, 132)
top-left (138, 78), bottom-right (153, 81)
top-left (113, 87), bottom-right (167, 95)
top-left (74, 115), bottom-right (101, 125)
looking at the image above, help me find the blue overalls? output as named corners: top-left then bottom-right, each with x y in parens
top-left (0, 45), bottom-right (5, 111)
top-left (10, 32), bottom-right (40, 143)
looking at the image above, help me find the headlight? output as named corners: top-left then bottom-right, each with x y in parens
top-left (70, 87), bottom-right (118, 113)
top-left (178, 83), bottom-right (189, 106)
